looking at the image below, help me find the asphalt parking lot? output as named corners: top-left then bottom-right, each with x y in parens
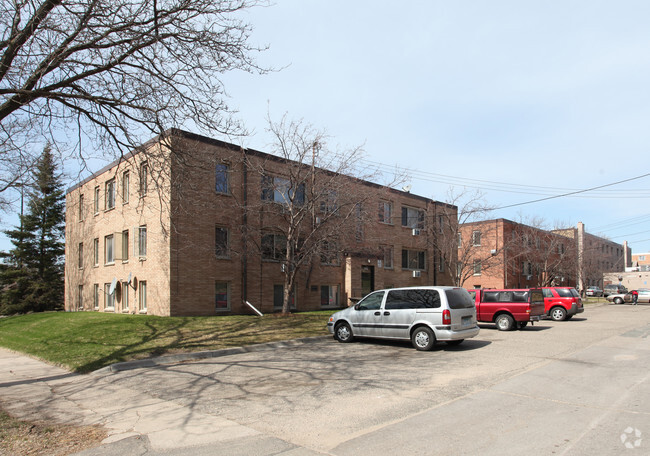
top-left (89, 302), bottom-right (649, 455)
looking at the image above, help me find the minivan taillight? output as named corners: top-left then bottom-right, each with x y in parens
top-left (443, 309), bottom-right (451, 325)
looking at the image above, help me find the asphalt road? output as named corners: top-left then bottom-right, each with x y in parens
top-left (78, 302), bottom-right (649, 455)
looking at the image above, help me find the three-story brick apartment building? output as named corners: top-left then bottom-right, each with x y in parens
top-left (65, 129), bottom-right (457, 316)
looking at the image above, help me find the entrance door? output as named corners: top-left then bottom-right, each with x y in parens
top-left (361, 265), bottom-right (375, 297)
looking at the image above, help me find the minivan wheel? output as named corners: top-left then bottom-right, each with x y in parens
top-left (495, 314), bottom-right (515, 331)
top-left (411, 327), bottom-right (436, 351)
top-left (334, 322), bottom-right (354, 343)
top-left (550, 307), bottom-right (567, 321)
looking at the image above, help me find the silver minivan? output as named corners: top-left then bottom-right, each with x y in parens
top-left (327, 286), bottom-right (480, 351)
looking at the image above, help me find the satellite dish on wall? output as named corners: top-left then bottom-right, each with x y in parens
top-left (402, 184), bottom-right (412, 193)
top-left (109, 277), bottom-right (118, 295)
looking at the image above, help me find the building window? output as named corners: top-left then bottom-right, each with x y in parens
top-left (122, 230), bottom-right (129, 261)
top-left (378, 201), bottom-right (392, 224)
top-left (319, 189), bottom-right (338, 214)
top-left (457, 233), bottom-right (462, 248)
top-left (383, 246), bottom-right (394, 269)
top-left (320, 241), bottom-right (339, 266)
top-left (79, 194), bottom-right (84, 221)
top-left (215, 226), bottom-right (229, 258)
top-left (273, 284), bottom-right (295, 310)
top-left (122, 282), bottom-right (129, 311)
top-left (215, 163), bottom-right (229, 194)
top-left (321, 285), bottom-right (340, 308)
top-left (139, 281), bottom-right (147, 312)
top-left (473, 260), bottom-right (482, 275)
top-left (78, 243), bottom-right (83, 269)
top-left (104, 283), bottom-right (115, 309)
top-left (140, 162), bottom-right (148, 196)
top-left (105, 234), bottom-right (114, 264)
top-left (138, 226), bottom-right (147, 257)
top-left (94, 284), bottom-right (100, 310)
top-left (215, 281), bottom-right (230, 311)
top-left (261, 175), bottom-right (305, 205)
top-left (438, 253), bottom-right (445, 272)
top-left (262, 233), bottom-right (287, 261)
top-left (401, 206), bottom-right (425, 229)
top-left (93, 238), bottom-right (99, 266)
top-left (78, 285), bottom-right (83, 310)
top-left (472, 230), bottom-right (482, 246)
top-left (122, 171), bottom-right (130, 203)
top-left (402, 249), bottom-right (426, 270)
top-left (438, 215), bottom-right (444, 233)
top-left (105, 178), bottom-right (116, 210)
top-left (94, 186), bottom-right (100, 214)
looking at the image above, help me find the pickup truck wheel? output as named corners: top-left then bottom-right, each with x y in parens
top-left (517, 322), bottom-right (528, 329)
top-left (334, 322), bottom-right (354, 343)
top-left (495, 314), bottom-right (515, 331)
top-left (411, 326), bottom-right (436, 351)
top-left (550, 306), bottom-right (567, 321)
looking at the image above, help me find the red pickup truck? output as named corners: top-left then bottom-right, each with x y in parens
top-left (467, 288), bottom-right (546, 331)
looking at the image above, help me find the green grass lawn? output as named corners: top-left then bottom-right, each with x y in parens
top-left (0, 311), bottom-right (332, 373)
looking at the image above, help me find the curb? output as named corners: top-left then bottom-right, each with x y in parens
top-left (93, 335), bottom-right (331, 374)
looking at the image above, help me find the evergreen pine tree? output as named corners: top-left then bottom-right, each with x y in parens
top-left (0, 145), bottom-right (65, 314)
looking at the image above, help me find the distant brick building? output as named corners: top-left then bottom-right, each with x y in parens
top-left (65, 129), bottom-right (457, 316)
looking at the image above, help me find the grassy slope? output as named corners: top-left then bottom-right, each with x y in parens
top-left (0, 311), bottom-right (331, 373)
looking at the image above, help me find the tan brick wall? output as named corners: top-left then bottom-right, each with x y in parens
top-left (65, 130), bottom-right (458, 316)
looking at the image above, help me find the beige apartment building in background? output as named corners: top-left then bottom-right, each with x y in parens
top-left (65, 129), bottom-right (457, 316)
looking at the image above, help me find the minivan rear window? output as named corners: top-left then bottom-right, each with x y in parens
top-left (385, 289), bottom-right (441, 309)
top-left (446, 288), bottom-right (475, 309)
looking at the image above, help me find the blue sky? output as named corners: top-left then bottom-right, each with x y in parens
top-left (218, 0), bottom-right (650, 253)
top-left (3, 1), bottom-right (650, 254)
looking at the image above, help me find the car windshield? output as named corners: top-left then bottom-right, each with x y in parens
top-left (446, 288), bottom-right (475, 309)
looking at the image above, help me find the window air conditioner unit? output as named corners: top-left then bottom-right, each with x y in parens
top-left (412, 228), bottom-right (421, 236)
top-left (526, 275), bottom-right (532, 280)
top-left (413, 270), bottom-right (421, 278)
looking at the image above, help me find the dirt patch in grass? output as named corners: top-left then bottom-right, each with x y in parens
top-left (0, 408), bottom-right (107, 456)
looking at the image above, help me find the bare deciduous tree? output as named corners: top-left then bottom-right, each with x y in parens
top-left (0, 0), bottom-right (267, 207)
top-left (245, 115), bottom-right (402, 313)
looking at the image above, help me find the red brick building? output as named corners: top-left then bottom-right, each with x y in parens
top-left (65, 130), bottom-right (457, 316)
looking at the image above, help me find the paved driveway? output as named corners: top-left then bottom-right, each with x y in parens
top-left (105, 303), bottom-right (649, 454)
top-left (1, 303), bottom-right (648, 455)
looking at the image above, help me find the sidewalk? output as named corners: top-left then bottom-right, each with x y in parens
top-left (0, 347), bottom-right (321, 455)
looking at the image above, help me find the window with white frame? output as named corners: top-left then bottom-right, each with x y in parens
top-left (122, 281), bottom-right (129, 311)
top-left (105, 178), bottom-right (116, 210)
top-left (104, 283), bottom-right (115, 309)
top-left (401, 206), bottom-right (425, 229)
top-left (94, 186), bottom-right (100, 213)
top-left (320, 285), bottom-right (340, 307)
top-left (261, 233), bottom-right (287, 260)
top-left (457, 233), bottom-right (462, 248)
top-left (122, 230), bottom-right (129, 261)
top-left (122, 171), bottom-right (130, 203)
top-left (261, 175), bottom-right (305, 205)
top-left (215, 163), bottom-right (229, 194)
top-left (320, 240), bottom-right (339, 266)
top-left (105, 234), bottom-right (114, 264)
top-left (215, 281), bottom-right (230, 311)
top-left (473, 260), bottom-right (482, 275)
top-left (138, 226), bottom-right (147, 257)
top-left (472, 230), bottom-right (482, 246)
top-left (378, 201), bottom-right (392, 224)
top-left (319, 189), bottom-right (338, 214)
top-left (93, 238), bottom-right (99, 266)
top-left (139, 162), bottom-right (148, 196)
top-left (402, 249), bottom-right (426, 270)
top-left (94, 284), bottom-right (99, 309)
top-left (139, 281), bottom-right (147, 312)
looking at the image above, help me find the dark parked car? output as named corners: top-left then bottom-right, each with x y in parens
top-left (603, 284), bottom-right (627, 297)
top-left (585, 286), bottom-right (603, 297)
